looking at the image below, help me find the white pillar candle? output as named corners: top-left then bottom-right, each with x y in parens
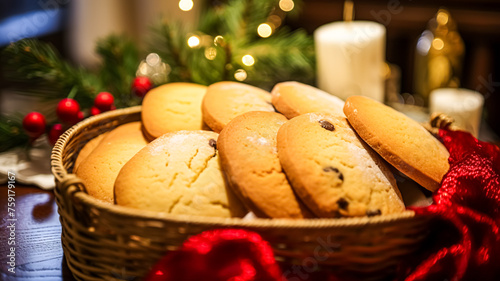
top-left (314, 21), bottom-right (386, 102)
top-left (429, 88), bottom-right (484, 137)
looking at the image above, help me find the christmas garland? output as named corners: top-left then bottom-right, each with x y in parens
top-left (0, 0), bottom-right (314, 152)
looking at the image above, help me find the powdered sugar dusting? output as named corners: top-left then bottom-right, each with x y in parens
top-left (246, 135), bottom-right (277, 153)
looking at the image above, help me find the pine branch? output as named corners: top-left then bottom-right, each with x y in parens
top-left (1, 39), bottom-right (104, 108)
top-left (149, 20), bottom-right (192, 82)
top-left (243, 0), bottom-right (278, 39)
top-left (95, 35), bottom-right (141, 107)
top-left (186, 43), bottom-right (226, 85)
top-left (0, 115), bottom-right (29, 152)
top-left (198, 0), bottom-right (247, 37)
top-left (235, 27), bottom-right (316, 88)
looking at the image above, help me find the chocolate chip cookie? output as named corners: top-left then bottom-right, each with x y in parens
top-left (277, 113), bottom-right (405, 217)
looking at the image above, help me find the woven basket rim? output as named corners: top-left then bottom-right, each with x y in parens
top-left (51, 106), bottom-right (421, 229)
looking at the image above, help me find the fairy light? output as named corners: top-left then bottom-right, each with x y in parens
top-left (279, 0), bottom-right (294, 12)
top-left (205, 47), bottom-right (217, 60)
top-left (179, 0), bottom-right (194, 11)
top-left (242, 55), bottom-right (255, 66)
top-left (187, 35), bottom-right (201, 48)
top-left (257, 23), bottom-right (273, 38)
top-left (234, 69), bottom-right (247, 81)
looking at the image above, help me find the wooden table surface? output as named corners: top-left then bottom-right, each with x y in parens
top-left (0, 184), bottom-right (77, 281)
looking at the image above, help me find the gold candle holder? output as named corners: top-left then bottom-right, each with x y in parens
top-left (413, 9), bottom-right (465, 106)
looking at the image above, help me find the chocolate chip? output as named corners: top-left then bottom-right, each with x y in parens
top-left (323, 166), bottom-right (344, 181)
top-left (366, 209), bottom-right (382, 217)
top-left (336, 198), bottom-right (349, 210)
top-left (209, 139), bottom-right (217, 149)
top-left (319, 120), bottom-right (335, 131)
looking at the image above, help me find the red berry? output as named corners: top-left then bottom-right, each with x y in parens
top-left (57, 98), bottom-right (80, 123)
top-left (48, 123), bottom-right (64, 146)
top-left (90, 106), bottom-right (101, 116)
top-left (110, 105), bottom-right (116, 110)
top-left (22, 112), bottom-right (46, 139)
top-left (132, 76), bottom-right (153, 98)
top-left (94, 92), bottom-right (114, 111)
top-left (76, 111), bottom-right (84, 123)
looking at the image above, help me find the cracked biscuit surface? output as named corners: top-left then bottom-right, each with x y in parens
top-left (202, 81), bottom-right (275, 133)
top-left (277, 113), bottom-right (405, 218)
top-left (218, 111), bottom-right (312, 218)
top-left (114, 130), bottom-right (246, 217)
top-left (141, 83), bottom-right (208, 140)
top-left (76, 122), bottom-right (148, 203)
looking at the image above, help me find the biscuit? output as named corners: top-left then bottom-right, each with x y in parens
top-left (202, 81), bottom-right (275, 133)
top-left (142, 83), bottom-right (208, 140)
top-left (343, 96), bottom-right (450, 192)
top-left (271, 81), bottom-right (345, 119)
top-left (114, 130), bottom-right (246, 218)
top-left (218, 111), bottom-right (312, 218)
top-left (74, 132), bottom-right (108, 172)
top-left (277, 113), bottom-right (405, 217)
top-left (76, 122), bottom-right (148, 203)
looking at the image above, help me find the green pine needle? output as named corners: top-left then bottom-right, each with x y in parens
top-left (95, 34), bottom-right (141, 107)
top-left (149, 21), bottom-right (192, 82)
top-left (1, 39), bottom-right (103, 108)
top-left (0, 115), bottom-right (29, 152)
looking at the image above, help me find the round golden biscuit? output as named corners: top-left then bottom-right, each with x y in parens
top-left (271, 81), bottom-right (345, 119)
top-left (343, 96), bottom-right (450, 192)
top-left (277, 113), bottom-right (405, 218)
top-left (218, 111), bottom-right (312, 218)
top-left (141, 82), bottom-right (208, 140)
top-left (202, 81), bottom-right (275, 133)
top-left (74, 132), bottom-right (108, 172)
top-left (114, 130), bottom-right (246, 218)
top-left (76, 122), bottom-right (149, 203)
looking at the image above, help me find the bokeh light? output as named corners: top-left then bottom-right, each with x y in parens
top-left (187, 35), bottom-right (201, 48)
top-left (214, 35), bottom-right (225, 46)
top-left (257, 23), bottom-right (273, 38)
top-left (179, 0), bottom-right (194, 11)
top-left (234, 69), bottom-right (247, 81)
top-left (432, 38), bottom-right (444, 50)
top-left (242, 55), bottom-right (255, 66)
top-left (279, 0), bottom-right (295, 12)
top-left (205, 47), bottom-right (217, 60)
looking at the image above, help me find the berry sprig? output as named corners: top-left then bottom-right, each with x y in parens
top-left (22, 91), bottom-right (118, 145)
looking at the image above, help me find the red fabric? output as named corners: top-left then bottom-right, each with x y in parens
top-left (144, 229), bottom-right (283, 281)
top-left (402, 130), bottom-right (500, 281)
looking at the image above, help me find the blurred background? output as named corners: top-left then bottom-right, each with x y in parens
top-left (1, 0), bottom-right (499, 137)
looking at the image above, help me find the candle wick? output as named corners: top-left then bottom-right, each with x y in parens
top-left (343, 0), bottom-right (354, 22)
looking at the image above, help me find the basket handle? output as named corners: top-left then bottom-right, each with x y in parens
top-left (57, 174), bottom-right (85, 220)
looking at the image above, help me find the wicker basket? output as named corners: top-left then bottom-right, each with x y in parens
top-left (51, 106), bottom-right (432, 281)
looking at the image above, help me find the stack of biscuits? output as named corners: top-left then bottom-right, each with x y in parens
top-left (75, 81), bottom-right (450, 219)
